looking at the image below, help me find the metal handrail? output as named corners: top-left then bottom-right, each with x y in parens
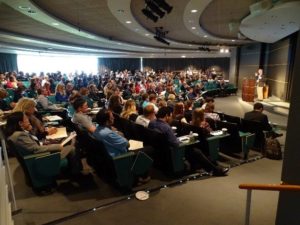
top-left (239, 183), bottom-right (300, 225)
top-left (239, 183), bottom-right (300, 191)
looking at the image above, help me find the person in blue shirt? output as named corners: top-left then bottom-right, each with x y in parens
top-left (149, 107), bottom-right (229, 176)
top-left (93, 109), bottom-right (128, 157)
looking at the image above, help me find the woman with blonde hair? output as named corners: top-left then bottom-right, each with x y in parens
top-left (120, 99), bottom-right (138, 121)
top-left (55, 83), bottom-right (68, 103)
top-left (191, 108), bottom-right (212, 134)
top-left (13, 97), bottom-right (57, 138)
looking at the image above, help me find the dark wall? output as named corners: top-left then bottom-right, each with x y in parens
top-left (264, 38), bottom-right (292, 100)
top-left (98, 58), bottom-right (140, 72)
top-left (143, 58), bottom-right (230, 78)
top-left (237, 44), bottom-right (261, 89)
top-left (236, 34), bottom-right (296, 101)
top-left (0, 53), bottom-right (18, 72)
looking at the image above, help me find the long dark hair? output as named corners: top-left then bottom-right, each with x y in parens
top-left (5, 112), bottom-right (24, 137)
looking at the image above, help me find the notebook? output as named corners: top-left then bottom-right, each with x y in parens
top-left (128, 140), bottom-right (144, 151)
top-left (46, 127), bottom-right (68, 140)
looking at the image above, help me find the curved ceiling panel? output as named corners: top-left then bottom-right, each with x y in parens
top-left (183, 0), bottom-right (249, 44)
top-left (201, 0), bottom-right (256, 39)
top-left (30, 0), bottom-right (164, 48)
top-left (240, 1), bottom-right (300, 43)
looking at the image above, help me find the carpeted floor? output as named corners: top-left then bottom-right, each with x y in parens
top-left (10, 94), bottom-right (288, 225)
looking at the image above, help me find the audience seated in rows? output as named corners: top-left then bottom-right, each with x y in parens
top-left (148, 107), bottom-right (228, 176)
top-left (12, 97), bottom-right (57, 139)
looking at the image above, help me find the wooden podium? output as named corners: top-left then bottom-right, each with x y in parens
top-left (242, 78), bottom-right (256, 102)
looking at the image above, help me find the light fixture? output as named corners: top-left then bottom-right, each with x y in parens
top-left (153, 0), bottom-right (173, 13)
top-left (27, 10), bottom-right (36, 14)
top-left (142, 8), bottom-right (158, 22)
top-left (220, 48), bottom-right (225, 53)
top-left (198, 46), bottom-right (211, 52)
top-left (203, 35), bottom-right (208, 38)
top-left (126, 21), bottom-right (132, 24)
top-left (231, 39), bottom-right (236, 42)
top-left (191, 27), bottom-right (196, 30)
top-left (191, 9), bottom-right (198, 13)
top-left (154, 27), bottom-right (170, 45)
top-left (52, 22), bottom-right (59, 26)
top-left (145, 33), bottom-right (150, 36)
top-left (146, 0), bottom-right (165, 18)
top-left (181, 55), bottom-right (186, 58)
top-left (225, 49), bottom-right (229, 53)
top-left (18, 6), bottom-right (30, 10)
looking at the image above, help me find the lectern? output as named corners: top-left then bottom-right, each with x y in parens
top-left (242, 78), bottom-right (256, 102)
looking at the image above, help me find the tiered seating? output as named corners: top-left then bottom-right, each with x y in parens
top-left (72, 122), bottom-right (153, 191)
top-left (9, 141), bottom-right (68, 192)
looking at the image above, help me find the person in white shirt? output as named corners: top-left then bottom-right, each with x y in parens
top-left (136, 104), bottom-right (156, 127)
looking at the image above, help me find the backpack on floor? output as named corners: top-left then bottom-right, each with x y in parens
top-left (264, 137), bottom-right (282, 160)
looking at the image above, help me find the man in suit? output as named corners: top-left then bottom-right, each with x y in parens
top-left (244, 102), bottom-right (282, 137)
top-left (244, 102), bottom-right (272, 131)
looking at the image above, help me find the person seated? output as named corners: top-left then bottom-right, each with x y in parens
top-left (166, 94), bottom-right (176, 110)
top-left (13, 97), bottom-right (57, 139)
top-left (79, 87), bottom-right (93, 108)
top-left (72, 97), bottom-right (96, 133)
top-left (244, 102), bottom-right (282, 138)
top-left (93, 108), bottom-right (152, 183)
top-left (6, 111), bottom-right (91, 176)
top-left (172, 102), bottom-right (188, 123)
top-left (93, 109), bottom-right (129, 157)
top-left (148, 107), bottom-right (228, 176)
top-left (36, 88), bottom-right (64, 111)
top-left (6, 112), bottom-right (74, 159)
top-left (187, 87), bottom-right (197, 100)
top-left (120, 99), bottom-right (138, 122)
top-left (108, 94), bottom-right (123, 115)
top-left (144, 94), bottom-right (159, 113)
top-left (0, 88), bottom-right (15, 111)
top-left (55, 83), bottom-right (68, 103)
top-left (191, 108), bottom-right (212, 135)
top-left (135, 104), bottom-right (156, 127)
top-left (201, 97), bottom-right (214, 110)
top-left (204, 103), bottom-right (220, 121)
top-left (13, 83), bottom-right (26, 103)
top-left (184, 100), bottom-right (193, 124)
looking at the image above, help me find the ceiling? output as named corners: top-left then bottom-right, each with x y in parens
top-left (0, 0), bottom-right (298, 58)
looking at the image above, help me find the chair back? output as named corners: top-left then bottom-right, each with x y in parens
top-left (241, 118), bottom-right (265, 150)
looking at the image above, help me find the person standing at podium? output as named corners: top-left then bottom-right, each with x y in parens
top-left (255, 68), bottom-right (265, 101)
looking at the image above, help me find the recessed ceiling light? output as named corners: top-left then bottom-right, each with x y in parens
top-left (191, 27), bottom-right (196, 30)
top-left (191, 9), bottom-right (198, 13)
top-left (27, 10), bottom-right (36, 14)
top-left (145, 33), bottom-right (150, 36)
top-left (203, 35), bottom-right (208, 38)
top-left (225, 49), bottom-right (229, 53)
top-left (52, 22), bottom-right (59, 26)
top-left (220, 48), bottom-right (225, 53)
top-left (231, 39), bottom-right (235, 42)
top-left (181, 55), bottom-right (186, 58)
top-left (19, 6), bottom-right (30, 10)
top-left (126, 21), bottom-right (132, 24)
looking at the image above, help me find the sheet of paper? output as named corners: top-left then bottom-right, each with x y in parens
top-left (128, 140), bottom-right (143, 151)
top-left (46, 127), bottom-right (67, 140)
top-left (61, 132), bottom-right (77, 146)
top-left (44, 115), bottom-right (63, 121)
